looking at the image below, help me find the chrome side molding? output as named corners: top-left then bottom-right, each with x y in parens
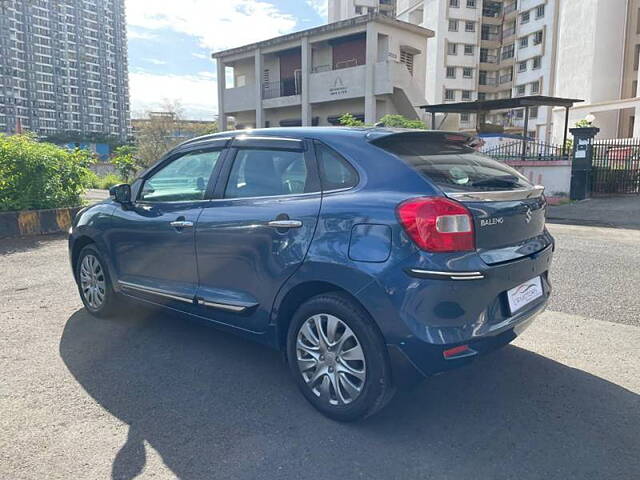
top-left (446, 185), bottom-right (545, 203)
top-left (118, 280), bottom-right (252, 313)
top-left (196, 298), bottom-right (248, 313)
top-left (406, 269), bottom-right (486, 281)
top-left (118, 281), bottom-right (194, 303)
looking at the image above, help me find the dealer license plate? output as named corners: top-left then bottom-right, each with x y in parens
top-left (507, 276), bottom-right (543, 314)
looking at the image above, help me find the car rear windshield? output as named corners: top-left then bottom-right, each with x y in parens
top-left (373, 133), bottom-right (533, 192)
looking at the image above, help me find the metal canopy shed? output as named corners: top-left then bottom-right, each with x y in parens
top-left (420, 95), bottom-right (584, 158)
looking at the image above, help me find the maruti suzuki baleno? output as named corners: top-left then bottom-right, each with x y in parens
top-left (69, 128), bottom-right (553, 421)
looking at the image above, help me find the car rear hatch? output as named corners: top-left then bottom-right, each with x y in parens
top-left (371, 131), bottom-right (552, 265)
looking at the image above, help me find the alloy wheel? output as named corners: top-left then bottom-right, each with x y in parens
top-left (296, 313), bottom-right (367, 406)
top-left (79, 254), bottom-right (106, 310)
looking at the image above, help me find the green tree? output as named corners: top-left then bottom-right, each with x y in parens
top-left (338, 113), bottom-right (365, 127)
top-left (376, 114), bottom-right (426, 129)
top-left (0, 134), bottom-right (93, 211)
top-left (111, 145), bottom-right (140, 182)
top-left (338, 113), bottom-right (426, 129)
top-left (134, 100), bottom-right (218, 168)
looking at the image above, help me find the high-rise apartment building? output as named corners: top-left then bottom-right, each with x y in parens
top-left (331, 0), bottom-right (560, 140)
top-left (329, 0), bottom-right (397, 23)
top-left (0, 0), bottom-right (130, 140)
top-left (553, 0), bottom-right (640, 139)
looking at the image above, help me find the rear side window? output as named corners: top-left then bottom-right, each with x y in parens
top-left (374, 134), bottom-right (532, 192)
top-left (315, 143), bottom-right (359, 191)
top-left (225, 148), bottom-right (316, 199)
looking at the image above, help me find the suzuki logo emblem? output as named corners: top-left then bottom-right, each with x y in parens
top-left (525, 206), bottom-right (532, 224)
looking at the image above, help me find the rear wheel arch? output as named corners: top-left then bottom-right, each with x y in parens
top-left (273, 280), bottom-right (383, 353)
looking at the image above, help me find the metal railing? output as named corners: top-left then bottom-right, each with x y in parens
top-left (592, 137), bottom-right (640, 194)
top-left (262, 78), bottom-right (301, 100)
top-left (482, 140), bottom-right (568, 162)
top-left (504, 1), bottom-right (518, 14)
top-left (481, 32), bottom-right (500, 41)
top-left (480, 54), bottom-right (499, 64)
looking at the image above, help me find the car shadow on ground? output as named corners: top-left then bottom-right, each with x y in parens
top-left (0, 233), bottom-right (66, 255)
top-left (60, 308), bottom-right (639, 480)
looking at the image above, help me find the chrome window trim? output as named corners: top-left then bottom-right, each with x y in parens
top-left (233, 135), bottom-right (302, 143)
top-left (118, 281), bottom-right (194, 303)
top-left (446, 185), bottom-right (545, 202)
top-left (212, 190), bottom-right (323, 202)
top-left (407, 269), bottom-right (486, 280)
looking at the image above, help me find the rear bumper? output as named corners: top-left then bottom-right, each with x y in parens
top-left (387, 297), bottom-right (547, 386)
top-left (360, 243), bottom-right (554, 386)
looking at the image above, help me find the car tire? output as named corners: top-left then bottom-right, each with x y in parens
top-left (75, 244), bottom-right (120, 318)
top-left (287, 292), bottom-right (395, 422)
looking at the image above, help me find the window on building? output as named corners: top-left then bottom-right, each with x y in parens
top-left (634, 80), bottom-right (639, 96)
top-left (465, 21), bottom-right (475, 32)
top-left (400, 50), bottom-right (415, 75)
top-left (445, 89), bottom-right (456, 101)
top-left (447, 42), bottom-right (458, 55)
top-left (531, 80), bottom-right (540, 93)
top-left (516, 84), bottom-right (526, 96)
top-left (518, 61), bottom-right (527, 72)
top-left (519, 36), bottom-right (529, 49)
top-left (464, 44), bottom-right (474, 55)
top-left (478, 92), bottom-right (486, 101)
top-left (449, 19), bottom-right (459, 31)
top-left (466, 0), bottom-right (476, 7)
top-left (635, 44), bottom-right (640, 70)
top-left (463, 67), bottom-right (473, 78)
top-left (460, 113), bottom-right (470, 122)
top-left (533, 31), bottom-right (544, 45)
top-left (446, 66), bottom-right (456, 78)
top-left (461, 90), bottom-right (472, 100)
top-left (536, 5), bottom-right (545, 18)
top-left (521, 11), bottom-right (530, 24)
top-left (449, 0), bottom-right (459, 7)
top-left (530, 106), bottom-right (539, 118)
top-left (515, 109), bottom-right (524, 119)
top-left (532, 56), bottom-right (542, 69)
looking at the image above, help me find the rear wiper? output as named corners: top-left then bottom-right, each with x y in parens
top-left (472, 175), bottom-right (521, 188)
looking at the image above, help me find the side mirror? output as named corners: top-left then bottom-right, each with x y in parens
top-left (109, 183), bottom-right (132, 205)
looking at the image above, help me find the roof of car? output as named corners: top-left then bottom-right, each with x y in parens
top-left (178, 127), bottom-right (471, 149)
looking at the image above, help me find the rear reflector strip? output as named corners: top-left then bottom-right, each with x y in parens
top-left (443, 345), bottom-right (477, 360)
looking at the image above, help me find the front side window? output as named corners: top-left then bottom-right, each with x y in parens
top-left (139, 150), bottom-right (220, 202)
top-left (225, 149), bottom-right (315, 199)
top-left (315, 143), bottom-right (359, 191)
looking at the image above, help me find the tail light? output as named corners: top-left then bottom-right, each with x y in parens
top-left (396, 197), bottom-right (475, 252)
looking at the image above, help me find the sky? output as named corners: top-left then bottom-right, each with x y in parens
top-left (126, 0), bottom-right (328, 120)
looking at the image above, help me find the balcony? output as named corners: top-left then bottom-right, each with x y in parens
top-left (499, 73), bottom-right (513, 84)
top-left (482, 2), bottom-right (502, 18)
top-left (262, 77), bottom-right (301, 100)
top-left (223, 84), bottom-right (256, 112)
top-left (480, 54), bottom-right (499, 64)
top-left (481, 31), bottom-right (501, 42)
top-left (504, 1), bottom-right (517, 15)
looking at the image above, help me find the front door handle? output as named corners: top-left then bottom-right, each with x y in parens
top-left (267, 220), bottom-right (303, 229)
top-left (170, 220), bottom-right (194, 228)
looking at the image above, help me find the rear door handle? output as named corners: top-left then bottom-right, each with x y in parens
top-left (267, 220), bottom-right (303, 229)
top-left (170, 220), bottom-right (194, 228)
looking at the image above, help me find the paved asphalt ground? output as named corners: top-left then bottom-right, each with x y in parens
top-left (1, 223), bottom-right (638, 480)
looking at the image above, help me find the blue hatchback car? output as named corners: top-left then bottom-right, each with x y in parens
top-left (69, 127), bottom-right (553, 421)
